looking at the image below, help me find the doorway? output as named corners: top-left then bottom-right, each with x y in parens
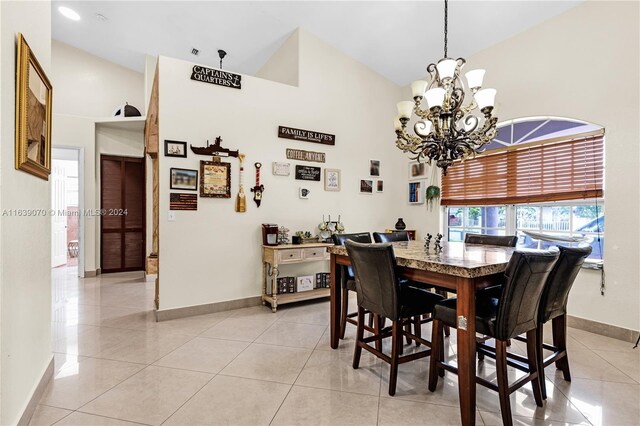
top-left (100, 155), bottom-right (146, 273)
top-left (51, 148), bottom-right (81, 272)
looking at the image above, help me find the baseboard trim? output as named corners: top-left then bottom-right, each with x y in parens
top-left (155, 296), bottom-right (263, 321)
top-left (18, 356), bottom-right (54, 426)
top-left (567, 315), bottom-right (638, 343)
top-left (84, 269), bottom-right (98, 277)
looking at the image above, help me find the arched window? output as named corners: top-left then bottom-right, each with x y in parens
top-left (442, 117), bottom-right (604, 262)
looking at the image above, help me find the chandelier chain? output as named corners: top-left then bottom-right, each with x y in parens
top-left (444, 0), bottom-right (448, 58)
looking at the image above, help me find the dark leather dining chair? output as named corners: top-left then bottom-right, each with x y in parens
top-left (372, 231), bottom-right (410, 243)
top-left (465, 234), bottom-right (518, 247)
top-left (345, 240), bottom-right (444, 396)
top-left (332, 232), bottom-right (373, 338)
top-left (428, 249), bottom-right (559, 426)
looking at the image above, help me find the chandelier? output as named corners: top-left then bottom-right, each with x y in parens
top-left (394, 0), bottom-right (498, 175)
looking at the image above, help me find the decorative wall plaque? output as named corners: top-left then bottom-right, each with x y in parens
top-left (200, 160), bottom-right (231, 198)
top-left (286, 148), bottom-right (325, 163)
top-left (278, 126), bottom-right (335, 145)
top-left (272, 162), bottom-right (291, 176)
top-left (190, 65), bottom-right (241, 90)
top-left (295, 165), bottom-right (321, 182)
top-left (170, 193), bottom-right (198, 211)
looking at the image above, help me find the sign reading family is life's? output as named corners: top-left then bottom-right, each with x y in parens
top-left (191, 65), bottom-right (241, 89)
top-left (278, 126), bottom-right (335, 146)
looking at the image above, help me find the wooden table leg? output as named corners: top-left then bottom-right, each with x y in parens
top-left (456, 276), bottom-right (477, 425)
top-left (330, 253), bottom-right (341, 349)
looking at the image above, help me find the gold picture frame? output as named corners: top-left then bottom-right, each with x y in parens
top-left (15, 33), bottom-right (52, 180)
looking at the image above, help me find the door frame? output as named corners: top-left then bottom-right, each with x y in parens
top-left (100, 154), bottom-right (146, 273)
top-left (51, 146), bottom-right (85, 277)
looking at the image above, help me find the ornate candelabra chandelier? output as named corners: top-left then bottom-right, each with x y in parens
top-left (394, 0), bottom-right (498, 175)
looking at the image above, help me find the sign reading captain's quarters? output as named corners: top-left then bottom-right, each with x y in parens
top-left (295, 165), bottom-right (321, 181)
top-left (190, 65), bottom-right (241, 89)
top-left (278, 126), bottom-right (335, 146)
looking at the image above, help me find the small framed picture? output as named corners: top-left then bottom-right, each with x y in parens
top-left (408, 180), bottom-right (427, 204)
top-left (376, 180), bottom-right (384, 193)
top-left (370, 159), bottom-right (381, 177)
top-left (272, 161), bottom-right (290, 176)
top-left (165, 140), bottom-right (187, 157)
top-left (324, 168), bottom-right (341, 191)
top-left (170, 168), bottom-right (198, 191)
top-left (409, 161), bottom-right (426, 180)
top-left (299, 187), bottom-right (311, 199)
top-left (360, 179), bottom-right (373, 194)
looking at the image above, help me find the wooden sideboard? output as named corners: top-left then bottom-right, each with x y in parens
top-left (262, 243), bottom-right (333, 312)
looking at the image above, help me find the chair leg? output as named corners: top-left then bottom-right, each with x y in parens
top-left (443, 325), bottom-right (451, 337)
top-left (428, 319), bottom-right (443, 391)
top-left (374, 314), bottom-right (383, 351)
top-left (340, 288), bottom-right (349, 339)
top-left (414, 316), bottom-right (421, 346)
top-left (536, 325), bottom-right (547, 399)
top-left (526, 329), bottom-right (544, 407)
top-left (496, 340), bottom-right (513, 426)
top-left (389, 320), bottom-right (401, 396)
top-left (368, 312), bottom-right (374, 328)
top-left (404, 321), bottom-right (411, 345)
top-left (436, 289), bottom-right (451, 337)
top-left (352, 307), bottom-right (365, 369)
top-left (553, 315), bottom-right (571, 381)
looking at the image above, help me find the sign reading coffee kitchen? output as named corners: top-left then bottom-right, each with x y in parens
top-left (191, 65), bottom-right (241, 89)
top-left (295, 165), bottom-right (321, 182)
top-left (278, 126), bottom-right (335, 146)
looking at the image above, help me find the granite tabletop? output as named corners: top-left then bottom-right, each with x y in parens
top-left (327, 240), bottom-right (516, 278)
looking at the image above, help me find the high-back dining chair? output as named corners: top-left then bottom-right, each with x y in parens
top-left (465, 234), bottom-right (518, 247)
top-left (373, 231), bottom-right (410, 243)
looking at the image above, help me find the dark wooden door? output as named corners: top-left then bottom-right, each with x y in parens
top-left (101, 155), bottom-right (145, 273)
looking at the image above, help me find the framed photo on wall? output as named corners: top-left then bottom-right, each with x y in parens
top-left (170, 168), bottom-right (198, 191)
top-left (200, 161), bottom-right (231, 198)
top-left (408, 161), bottom-right (426, 180)
top-left (360, 179), bottom-right (373, 194)
top-left (376, 180), bottom-right (384, 193)
top-left (324, 168), bottom-right (341, 191)
top-left (408, 180), bottom-right (426, 204)
top-left (369, 159), bottom-right (381, 177)
top-left (165, 140), bottom-right (187, 157)
top-left (15, 33), bottom-right (53, 180)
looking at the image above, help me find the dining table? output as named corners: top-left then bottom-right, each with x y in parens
top-left (328, 240), bottom-right (515, 426)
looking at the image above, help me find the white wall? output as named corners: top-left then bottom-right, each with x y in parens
top-left (51, 40), bottom-right (145, 117)
top-left (0, 1), bottom-right (52, 424)
top-left (157, 29), bottom-right (409, 311)
top-left (414, 1), bottom-right (639, 331)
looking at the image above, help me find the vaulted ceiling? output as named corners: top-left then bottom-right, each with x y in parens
top-left (52, 1), bottom-right (582, 85)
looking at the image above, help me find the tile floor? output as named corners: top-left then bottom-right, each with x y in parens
top-left (31, 266), bottom-right (640, 426)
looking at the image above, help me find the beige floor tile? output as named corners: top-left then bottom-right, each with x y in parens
top-left (295, 349), bottom-right (382, 395)
top-left (164, 375), bottom-right (291, 426)
top-left (277, 301), bottom-right (330, 325)
top-left (53, 326), bottom-right (134, 357)
top-left (227, 305), bottom-right (286, 320)
top-left (96, 329), bottom-right (192, 364)
top-left (28, 405), bottom-right (72, 426)
top-left (554, 377), bottom-right (640, 426)
top-left (271, 386), bottom-right (379, 425)
top-left (39, 357), bottom-right (144, 410)
top-left (220, 343), bottom-right (311, 384)
top-left (79, 365), bottom-right (212, 425)
top-left (55, 412), bottom-right (143, 426)
top-left (255, 321), bottom-right (326, 349)
top-left (380, 359), bottom-right (460, 406)
top-left (479, 410), bottom-right (589, 425)
top-left (568, 328), bottom-right (636, 353)
top-left (592, 349), bottom-right (640, 383)
top-left (52, 353), bottom-right (86, 375)
top-left (154, 312), bottom-right (231, 335)
top-left (315, 324), bottom-right (358, 352)
top-left (378, 397), bottom-right (483, 425)
top-left (154, 337), bottom-right (248, 373)
top-left (200, 316), bottom-right (276, 342)
top-left (546, 348), bottom-right (636, 384)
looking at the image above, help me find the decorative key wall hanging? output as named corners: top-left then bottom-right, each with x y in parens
top-left (251, 163), bottom-right (264, 207)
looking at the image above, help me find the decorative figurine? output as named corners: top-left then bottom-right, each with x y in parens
top-left (434, 233), bottom-right (444, 253)
top-left (251, 162), bottom-right (264, 207)
top-left (424, 233), bottom-right (433, 252)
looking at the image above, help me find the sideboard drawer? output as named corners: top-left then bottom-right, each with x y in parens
top-left (278, 249), bottom-right (303, 263)
top-left (303, 247), bottom-right (327, 261)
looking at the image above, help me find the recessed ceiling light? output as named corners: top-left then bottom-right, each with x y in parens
top-left (58, 6), bottom-right (81, 21)
top-left (95, 13), bottom-right (107, 21)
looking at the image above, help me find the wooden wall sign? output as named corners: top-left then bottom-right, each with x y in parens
top-left (191, 65), bottom-right (241, 90)
top-left (286, 148), bottom-right (325, 163)
top-left (295, 165), bottom-right (321, 181)
top-left (278, 126), bottom-right (335, 146)
top-left (170, 193), bottom-right (198, 210)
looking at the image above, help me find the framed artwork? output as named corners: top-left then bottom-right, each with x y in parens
top-left (200, 160), bottom-right (231, 198)
top-left (170, 168), bottom-right (198, 191)
top-left (324, 168), bottom-right (341, 191)
top-left (376, 180), bottom-right (384, 193)
top-left (15, 33), bottom-right (53, 180)
top-left (170, 193), bottom-right (197, 210)
top-left (272, 161), bottom-right (290, 176)
top-left (165, 140), bottom-right (187, 157)
top-left (360, 179), bottom-right (373, 194)
top-left (370, 159), bottom-right (381, 177)
top-left (295, 165), bottom-right (321, 181)
top-left (409, 161), bottom-right (427, 180)
top-left (299, 187), bottom-right (311, 199)
top-left (408, 180), bottom-right (427, 204)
